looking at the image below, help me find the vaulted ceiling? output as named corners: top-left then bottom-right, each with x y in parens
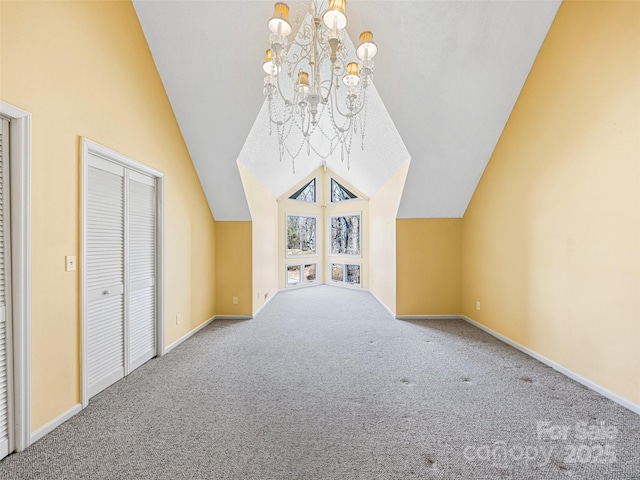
top-left (133, 0), bottom-right (560, 221)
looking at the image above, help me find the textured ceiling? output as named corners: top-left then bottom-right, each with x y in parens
top-left (237, 12), bottom-right (411, 200)
top-left (133, 0), bottom-right (560, 221)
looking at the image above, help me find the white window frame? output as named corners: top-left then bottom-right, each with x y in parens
top-left (287, 176), bottom-right (319, 204)
top-left (329, 262), bottom-right (362, 286)
top-left (328, 211), bottom-right (362, 258)
top-left (285, 213), bottom-right (320, 259)
top-left (328, 176), bottom-right (359, 203)
top-left (285, 262), bottom-right (319, 287)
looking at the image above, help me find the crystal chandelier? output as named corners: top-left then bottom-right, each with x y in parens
top-left (262, 0), bottom-right (378, 172)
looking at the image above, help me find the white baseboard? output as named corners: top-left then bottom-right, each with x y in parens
top-left (252, 290), bottom-right (279, 317)
top-left (165, 314), bottom-right (256, 354)
top-left (369, 291), bottom-right (396, 318)
top-left (459, 314), bottom-right (640, 416)
top-left (213, 315), bottom-right (253, 320)
top-left (30, 403), bottom-right (82, 445)
top-left (396, 314), bottom-right (460, 320)
top-left (165, 316), bottom-right (216, 354)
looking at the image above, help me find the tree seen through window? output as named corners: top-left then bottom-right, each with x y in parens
top-left (330, 214), bottom-right (360, 255)
top-left (287, 215), bottom-right (317, 256)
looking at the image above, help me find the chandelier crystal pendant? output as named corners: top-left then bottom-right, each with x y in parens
top-left (262, 0), bottom-right (378, 172)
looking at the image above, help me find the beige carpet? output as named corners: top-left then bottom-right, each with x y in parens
top-left (0, 285), bottom-right (638, 479)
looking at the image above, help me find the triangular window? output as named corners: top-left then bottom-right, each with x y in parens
top-left (289, 178), bottom-right (316, 203)
top-left (330, 178), bottom-right (357, 202)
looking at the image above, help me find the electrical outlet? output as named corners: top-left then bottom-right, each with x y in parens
top-left (476, 301), bottom-right (481, 311)
top-left (176, 314), bottom-right (181, 325)
top-left (65, 255), bottom-right (77, 272)
top-left (232, 296), bottom-right (239, 305)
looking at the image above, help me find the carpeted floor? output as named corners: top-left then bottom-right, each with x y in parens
top-left (1, 285), bottom-right (638, 479)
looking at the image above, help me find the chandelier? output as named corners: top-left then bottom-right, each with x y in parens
top-left (262, 0), bottom-right (378, 172)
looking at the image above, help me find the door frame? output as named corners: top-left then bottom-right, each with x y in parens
top-left (0, 101), bottom-right (32, 452)
top-left (81, 138), bottom-right (165, 408)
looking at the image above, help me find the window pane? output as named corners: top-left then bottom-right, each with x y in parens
top-left (331, 263), bottom-right (344, 282)
top-left (287, 265), bottom-right (301, 285)
top-left (331, 178), bottom-right (357, 202)
top-left (304, 264), bottom-right (316, 282)
top-left (289, 179), bottom-right (316, 203)
top-left (330, 214), bottom-right (361, 255)
top-left (287, 215), bottom-right (316, 256)
top-left (346, 264), bottom-right (361, 284)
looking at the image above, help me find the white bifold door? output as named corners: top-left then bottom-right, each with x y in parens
top-left (86, 153), bottom-right (156, 400)
top-left (0, 117), bottom-right (13, 460)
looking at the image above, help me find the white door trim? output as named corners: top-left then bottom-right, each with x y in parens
top-left (81, 138), bottom-right (165, 408)
top-left (0, 101), bottom-right (32, 452)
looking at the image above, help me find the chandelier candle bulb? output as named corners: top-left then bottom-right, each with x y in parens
top-left (343, 62), bottom-right (360, 87)
top-left (297, 71), bottom-right (310, 96)
top-left (322, 0), bottom-right (347, 30)
top-left (297, 71), bottom-right (310, 86)
top-left (263, 49), bottom-right (279, 74)
top-left (268, 2), bottom-right (292, 36)
top-left (356, 31), bottom-right (378, 61)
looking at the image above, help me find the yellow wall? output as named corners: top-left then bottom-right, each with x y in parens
top-left (215, 222), bottom-right (252, 315)
top-left (238, 165), bottom-right (278, 314)
top-left (396, 219), bottom-right (462, 316)
top-left (369, 162), bottom-right (410, 313)
top-left (462, 0), bottom-right (640, 404)
top-left (1, 1), bottom-right (217, 431)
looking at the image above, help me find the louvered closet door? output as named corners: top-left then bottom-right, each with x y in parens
top-left (0, 118), bottom-right (12, 459)
top-left (127, 171), bottom-right (156, 372)
top-left (86, 154), bottom-right (125, 399)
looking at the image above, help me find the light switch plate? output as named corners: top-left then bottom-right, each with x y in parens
top-left (65, 255), bottom-right (77, 272)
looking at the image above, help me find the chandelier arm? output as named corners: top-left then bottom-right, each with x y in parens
top-left (344, 86), bottom-right (368, 118)
top-left (316, 42), bottom-right (331, 68)
top-left (330, 108), bottom-right (354, 137)
top-left (303, 109), bottom-right (312, 137)
top-left (290, 35), bottom-right (313, 49)
top-left (329, 85), bottom-right (356, 131)
top-left (322, 56), bottom-right (338, 104)
top-left (268, 110), bottom-right (293, 127)
top-left (312, 38), bottom-right (321, 96)
top-left (330, 78), bottom-right (349, 119)
top-left (268, 96), bottom-right (296, 130)
top-left (292, 111), bottom-right (309, 136)
top-left (267, 92), bottom-right (294, 125)
top-left (291, 21), bottom-right (314, 49)
top-left (287, 54), bottom-right (310, 78)
top-left (331, 81), bottom-right (368, 124)
top-left (323, 55), bottom-right (347, 100)
top-left (274, 75), bottom-right (296, 106)
top-left (319, 79), bottom-right (333, 99)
